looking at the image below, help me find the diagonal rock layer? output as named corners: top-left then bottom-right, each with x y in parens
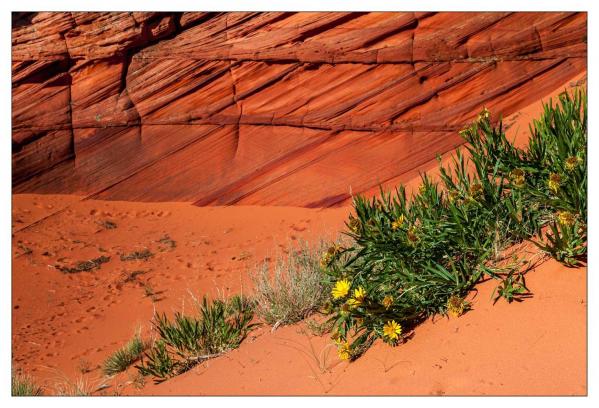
top-left (12, 12), bottom-right (587, 206)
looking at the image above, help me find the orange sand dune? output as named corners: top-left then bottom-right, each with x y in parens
top-left (148, 257), bottom-right (586, 396)
top-left (11, 196), bottom-right (348, 391)
top-left (11, 77), bottom-right (588, 395)
top-left (11, 195), bottom-right (586, 395)
top-left (11, 11), bottom-right (588, 397)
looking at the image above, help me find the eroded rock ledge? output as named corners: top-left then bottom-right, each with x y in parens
top-left (12, 12), bottom-right (587, 206)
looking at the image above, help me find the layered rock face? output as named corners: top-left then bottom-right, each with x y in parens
top-left (12, 12), bottom-right (587, 206)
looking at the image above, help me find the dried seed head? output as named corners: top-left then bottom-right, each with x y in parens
top-left (382, 295), bottom-right (394, 310)
top-left (565, 156), bottom-right (582, 171)
top-left (348, 218), bottom-right (361, 233)
top-left (477, 107), bottom-right (491, 122)
top-left (407, 226), bottom-right (419, 244)
top-left (447, 295), bottom-right (466, 317)
top-left (557, 210), bottom-right (576, 226)
top-left (510, 168), bottom-right (526, 188)
top-left (469, 183), bottom-right (484, 199)
top-left (548, 173), bottom-right (562, 193)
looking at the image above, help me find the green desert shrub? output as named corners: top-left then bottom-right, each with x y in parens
top-left (323, 89), bottom-right (587, 361)
top-left (12, 374), bottom-right (43, 396)
top-left (102, 331), bottom-right (146, 376)
top-left (137, 294), bottom-right (256, 383)
top-left (251, 240), bottom-right (331, 328)
top-left (460, 89), bottom-right (587, 266)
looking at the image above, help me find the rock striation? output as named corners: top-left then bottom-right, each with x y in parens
top-left (12, 12), bottom-right (587, 206)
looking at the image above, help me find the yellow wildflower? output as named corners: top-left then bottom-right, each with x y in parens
top-left (548, 173), bottom-right (562, 193)
top-left (332, 279), bottom-right (351, 299)
top-left (557, 210), bottom-right (575, 226)
top-left (383, 320), bottom-right (402, 341)
top-left (565, 156), bottom-right (582, 171)
top-left (336, 340), bottom-right (351, 361)
top-left (419, 184), bottom-right (427, 194)
top-left (391, 214), bottom-right (405, 231)
top-left (353, 286), bottom-right (366, 302)
top-left (447, 295), bottom-right (466, 317)
top-left (348, 286), bottom-right (366, 309)
top-left (510, 168), bottom-right (526, 188)
top-left (382, 295), bottom-right (394, 310)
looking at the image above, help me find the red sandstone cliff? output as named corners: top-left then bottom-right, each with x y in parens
top-left (12, 12), bottom-right (587, 207)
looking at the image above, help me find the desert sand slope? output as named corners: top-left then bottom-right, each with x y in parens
top-left (146, 257), bottom-right (586, 396)
top-left (11, 197), bottom-right (349, 393)
top-left (12, 196), bottom-right (586, 395)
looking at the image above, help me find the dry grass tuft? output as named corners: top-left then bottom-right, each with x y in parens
top-left (251, 240), bottom-right (332, 329)
top-left (12, 373), bottom-right (43, 396)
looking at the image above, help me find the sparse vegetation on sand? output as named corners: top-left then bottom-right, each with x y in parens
top-left (251, 240), bottom-right (332, 329)
top-left (97, 219), bottom-right (117, 230)
top-left (322, 90), bottom-right (586, 360)
top-left (103, 331), bottom-right (147, 376)
top-left (157, 235), bottom-right (176, 250)
top-left (12, 374), bottom-right (43, 396)
top-left (120, 249), bottom-right (154, 261)
top-left (137, 294), bottom-right (256, 383)
top-left (56, 255), bottom-right (111, 273)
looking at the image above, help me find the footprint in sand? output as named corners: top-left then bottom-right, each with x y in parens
top-left (431, 387), bottom-right (446, 396)
top-left (290, 224), bottom-right (307, 232)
